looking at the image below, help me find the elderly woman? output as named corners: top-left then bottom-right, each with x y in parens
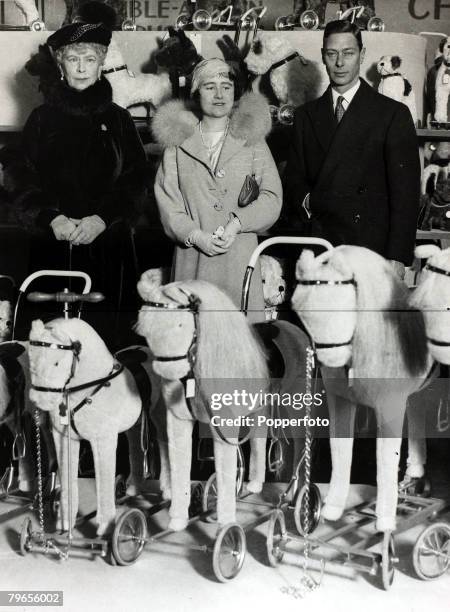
top-left (9, 22), bottom-right (146, 340)
top-left (152, 58), bottom-right (282, 321)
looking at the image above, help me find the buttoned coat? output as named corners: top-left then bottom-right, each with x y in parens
top-left (152, 93), bottom-right (282, 321)
top-left (283, 79), bottom-right (420, 265)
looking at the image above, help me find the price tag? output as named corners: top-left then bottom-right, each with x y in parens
top-left (186, 378), bottom-right (196, 398)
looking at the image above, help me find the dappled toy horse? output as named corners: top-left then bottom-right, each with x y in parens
top-left (28, 318), bottom-right (168, 536)
top-left (292, 246), bottom-right (433, 533)
top-left (136, 272), bottom-right (314, 531)
top-left (411, 244), bottom-right (450, 365)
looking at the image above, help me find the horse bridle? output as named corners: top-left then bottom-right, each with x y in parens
top-left (423, 262), bottom-right (450, 347)
top-left (296, 277), bottom-right (357, 349)
top-left (141, 290), bottom-right (201, 376)
top-left (29, 338), bottom-right (124, 436)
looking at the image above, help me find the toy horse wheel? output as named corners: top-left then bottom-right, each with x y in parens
top-left (212, 523), bottom-right (246, 582)
top-left (380, 532), bottom-right (396, 590)
top-left (202, 473), bottom-right (218, 523)
top-left (266, 510), bottom-right (286, 567)
top-left (202, 470), bottom-right (243, 523)
top-left (412, 522), bottom-right (450, 580)
top-left (114, 474), bottom-right (127, 501)
top-left (189, 482), bottom-right (204, 518)
top-left (19, 517), bottom-right (33, 555)
top-left (293, 483), bottom-right (322, 536)
top-left (111, 508), bottom-right (147, 566)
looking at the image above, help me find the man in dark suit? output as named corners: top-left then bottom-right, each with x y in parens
top-left (283, 19), bottom-right (421, 276)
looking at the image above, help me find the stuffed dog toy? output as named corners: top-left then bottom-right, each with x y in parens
top-left (377, 55), bottom-right (418, 125)
top-left (433, 36), bottom-right (450, 124)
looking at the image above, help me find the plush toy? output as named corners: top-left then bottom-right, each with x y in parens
top-left (9, 0), bottom-right (42, 28)
top-left (422, 141), bottom-right (450, 195)
top-left (102, 36), bottom-right (172, 109)
top-left (426, 36), bottom-right (450, 125)
top-left (260, 255), bottom-right (287, 320)
top-left (377, 55), bottom-right (418, 126)
top-left (245, 32), bottom-right (322, 109)
top-left (154, 27), bottom-right (203, 99)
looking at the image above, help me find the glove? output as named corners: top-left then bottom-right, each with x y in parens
top-left (216, 215), bottom-right (241, 249)
top-left (69, 215), bottom-right (106, 245)
top-left (186, 229), bottom-right (228, 257)
top-left (389, 259), bottom-right (406, 281)
top-left (50, 215), bottom-right (78, 241)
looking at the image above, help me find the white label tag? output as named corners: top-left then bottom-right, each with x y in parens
top-left (186, 378), bottom-right (196, 398)
top-left (60, 414), bottom-right (69, 426)
top-left (348, 367), bottom-right (354, 387)
top-left (443, 74), bottom-right (450, 85)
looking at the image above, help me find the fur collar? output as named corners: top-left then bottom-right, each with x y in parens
top-left (45, 77), bottom-right (113, 117)
top-left (152, 92), bottom-right (272, 148)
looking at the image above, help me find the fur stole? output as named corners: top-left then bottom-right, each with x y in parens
top-left (152, 92), bottom-right (272, 148)
top-left (45, 77), bottom-right (113, 117)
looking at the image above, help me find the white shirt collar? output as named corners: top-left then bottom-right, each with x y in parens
top-left (331, 79), bottom-right (361, 111)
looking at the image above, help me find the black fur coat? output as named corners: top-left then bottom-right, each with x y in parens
top-left (9, 77), bottom-right (146, 233)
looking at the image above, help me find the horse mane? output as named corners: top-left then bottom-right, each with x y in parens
top-left (164, 280), bottom-right (269, 382)
top-left (42, 318), bottom-right (111, 360)
top-left (336, 246), bottom-right (428, 377)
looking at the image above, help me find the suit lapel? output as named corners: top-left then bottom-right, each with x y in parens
top-left (314, 80), bottom-right (376, 192)
top-left (179, 126), bottom-right (246, 176)
top-left (216, 131), bottom-right (246, 169)
top-left (307, 87), bottom-right (336, 154)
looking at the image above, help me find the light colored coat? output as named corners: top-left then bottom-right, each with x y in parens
top-left (153, 93), bottom-right (282, 322)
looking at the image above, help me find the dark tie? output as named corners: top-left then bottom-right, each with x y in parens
top-left (335, 95), bottom-right (345, 123)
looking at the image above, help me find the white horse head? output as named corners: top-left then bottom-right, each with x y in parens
top-left (411, 244), bottom-right (450, 364)
top-left (28, 318), bottom-right (112, 413)
top-left (292, 248), bottom-right (357, 367)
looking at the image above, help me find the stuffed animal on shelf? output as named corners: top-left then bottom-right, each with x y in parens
top-left (9, 0), bottom-right (43, 29)
top-left (426, 36), bottom-right (450, 125)
top-left (422, 141), bottom-right (450, 195)
top-left (377, 55), bottom-right (418, 126)
top-left (103, 36), bottom-right (172, 110)
top-left (245, 33), bottom-right (322, 110)
top-left (154, 27), bottom-right (203, 99)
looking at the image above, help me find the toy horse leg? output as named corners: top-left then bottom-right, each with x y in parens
top-left (213, 436), bottom-right (238, 527)
top-left (52, 427), bottom-right (79, 532)
top-left (405, 399), bottom-right (426, 478)
top-left (166, 410), bottom-right (193, 531)
top-left (125, 418), bottom-right (146, 497)
top-left (150, 397), bottom-right (171, 501)
top-left (90, 435), bottom-right (118, 537)
top-left (322, 394), bottom-right (356, 522)
top-left (247, 432), bottom-right (267, 494)
top-left (375, 400), bottom-right (406, 532)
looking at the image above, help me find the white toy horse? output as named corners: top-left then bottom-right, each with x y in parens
top-left (411, 244), bottom-right (450, 364)
top-left (28, 318), bottom-right (169, 536)
top-left (292, 246), bottom-right (433, 533)
top-left (103, 37), bottom-right (172, 110)
top-left (136, 273), bottom-right (269, 531)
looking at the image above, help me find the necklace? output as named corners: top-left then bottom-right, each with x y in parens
top-left (199, 119), bottom-right (229, 153)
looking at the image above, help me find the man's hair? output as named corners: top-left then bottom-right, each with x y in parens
top-left (323, 19), bottom-right (363, 51)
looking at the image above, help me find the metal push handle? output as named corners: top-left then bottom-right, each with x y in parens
top-left (241, 236), bottom-right (333, 314)
top-left (18, 270), bottom-right (92, 295)
top-left (27, 291), bottom-right (104, 304)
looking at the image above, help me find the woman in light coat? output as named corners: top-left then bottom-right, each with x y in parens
top-left (152, 58), bottom-right (282, 322)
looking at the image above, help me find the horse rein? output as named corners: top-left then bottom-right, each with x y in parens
top-left (423, 262), bottom-right (450, 347)
top-left (29, 339), bottom-right (124, 436)
top-left (296, 276), bottom-right (356, 349)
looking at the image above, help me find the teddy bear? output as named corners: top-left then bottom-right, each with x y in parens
top-left (260, 255), bottom-right (287, 320)
top-left (377, 55), bottom-right (418, 126)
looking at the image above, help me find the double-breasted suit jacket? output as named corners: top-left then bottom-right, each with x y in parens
top-left (284, 79), bottom-right (420, 265)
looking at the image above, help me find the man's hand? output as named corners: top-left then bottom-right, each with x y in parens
top-left (187, 229), bottom-right (228, 257)
top-left (69, 215), bottom-right (106, 245)
top-left (50, 215), bottom-right (78, 241)
top-left (389, 259), bottom-right (406, 280)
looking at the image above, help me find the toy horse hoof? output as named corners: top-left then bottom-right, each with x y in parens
top-left (405, 464), bottom-right (425, 479)
top-left (168, 518), bottom-right (188, 532)
top-left (161, 488), bottom-right (172, 501)
top-left (96, 518), bottom-right (116, 537)
top-left (376, 517), bottom-right (396, 533)
top-left (246, 480), bottom-right (263, 495)
top-left (321, 502), bottom-right (344, 522)
top-left (18, 480), bottom-right (33, 493)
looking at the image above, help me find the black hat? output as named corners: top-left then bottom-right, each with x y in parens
top-left (47, 22), bottom-right (112, 51)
